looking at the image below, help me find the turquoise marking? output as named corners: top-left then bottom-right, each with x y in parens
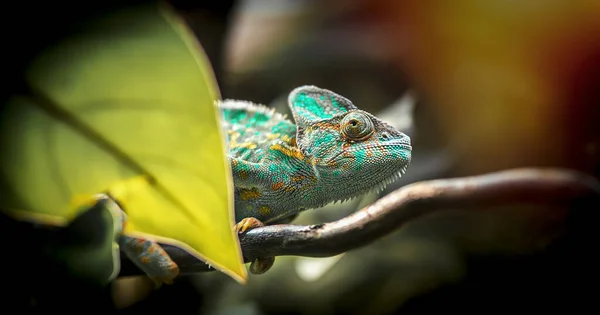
top-left (247, 112), bottom-right (270, 127)
top-left (295, 92), bottom-right (332, 119)
top-left (292, 92), bottom-right (349, 122)
top-left (223, 109), bottom-right (247, 124)
top-left (221, 108), bottom-right (231, 118)
top-left (271, 121), bottom-right (295, 135)
top-left (354, 150), bottom-right (366, 170)
top-left (253, 148), bottom-right (265, 161)
top-left (223, 108), bottom-right (271, 130)
top-left (313, 132), bottom-right (334, 148)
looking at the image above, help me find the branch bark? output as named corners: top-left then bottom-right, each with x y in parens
top-left (118, 167), bottom-right (600, 277)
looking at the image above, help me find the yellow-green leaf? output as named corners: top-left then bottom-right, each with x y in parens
top-left (0, 2), bottom-right (247, 283)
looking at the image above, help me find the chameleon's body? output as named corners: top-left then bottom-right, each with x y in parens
top-left (64, 86), bottom-right (412, 285)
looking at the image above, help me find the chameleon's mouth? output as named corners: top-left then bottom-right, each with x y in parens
top-left (328, 142), bottom-right (412, 163)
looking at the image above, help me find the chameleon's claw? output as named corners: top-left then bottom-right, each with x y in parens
top-left (150, 273), bottom-right (178, 288)
top-left (155, 263), bottom-right (179, 286)
top-left (249, 257), bottom-right (275, 275)
top-left (234, 217), bottom-right (275, 274)
top-left (150, 260), bottom-right (179, 289)
top-left (235, 217), bottom-right (265, 234)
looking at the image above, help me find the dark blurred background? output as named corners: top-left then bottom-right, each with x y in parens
top-left (3, 0), bottom-right (600, 314)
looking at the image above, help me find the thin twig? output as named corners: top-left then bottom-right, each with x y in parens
top-left (118, 168), bottom-right (600, 277)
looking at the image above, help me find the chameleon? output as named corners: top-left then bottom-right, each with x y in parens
top-left (17, 85), bottom-right (412, 286)
top-left (221, 86), bottom-right (412, 229)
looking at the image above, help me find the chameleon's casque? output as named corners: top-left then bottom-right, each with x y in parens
top-left (220, 85), bottom-right (412, 223)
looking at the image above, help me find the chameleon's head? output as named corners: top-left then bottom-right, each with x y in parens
top-left (288, 86), bottom-right (412, 200)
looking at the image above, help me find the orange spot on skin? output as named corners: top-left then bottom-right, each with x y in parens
top-left (238, 170), bottom-right (248, 180)
top-left (281, 134), bottom-right (296, 146)
top-left (285, 186), bottom-right (296, 192)
top-left (312, 122), bottom-right (340, 131)
top-left (141, 256), bottom-right (151, 264)
top-left (291, 176), bottom-right (305, 182)
top-left (298, 176), bottom-right (317, 190)
top-left (272, 182), bottom-right (285, 190)
top-left (258, 206), bottom-right (271, 216)
top-left (232, 159), bottom-right (238, 167)
top-left (270, 144), bottom-right (305, 160)
top-left (239, 187), bottom-right (263, 200)
top-left (147, 246), bottom-right (156, 254)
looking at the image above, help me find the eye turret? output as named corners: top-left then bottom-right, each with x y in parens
top-left (340, 112), bottom-right (374, 141)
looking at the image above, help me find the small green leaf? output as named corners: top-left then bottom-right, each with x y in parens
top-left (0, 2), bottom-right (247, 283)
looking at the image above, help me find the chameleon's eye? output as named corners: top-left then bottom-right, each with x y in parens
top-left (341, 112), bottom-right (374, 140)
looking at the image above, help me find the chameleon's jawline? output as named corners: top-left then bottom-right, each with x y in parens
top-left (323, 168), bottom-right (408, 207)
top-left (327, 143), bottom-right (412, 163)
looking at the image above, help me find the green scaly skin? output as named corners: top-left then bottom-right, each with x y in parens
top-left (223, 85), bottom-right (412, 273)
top-left (223, 85), bottom-right (412, 222)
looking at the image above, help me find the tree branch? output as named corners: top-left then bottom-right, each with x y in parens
top-left (118, 168), bottom-right (600, 277)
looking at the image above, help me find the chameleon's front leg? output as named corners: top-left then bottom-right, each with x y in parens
top-left (118, 235), bottom-right (179, 286)
top-left (235, 217), bottom-right (275, 275)
top-left (100, 194), bottom-right (179, 287)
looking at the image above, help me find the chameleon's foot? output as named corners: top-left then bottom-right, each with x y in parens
top-left (249, 257), bottom-right (275, 275)
top-left (150, 275), bottom-right (177, 288)
top-left (235, 217), bottom-right (265, 233)
top-left (235, 217), bottom-right (275, 274)
top-left (119, 235), bottom-right (180, 288)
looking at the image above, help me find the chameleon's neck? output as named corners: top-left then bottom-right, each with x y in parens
top-left (311, 166), bottom-right (357, 207)
top-left (290, 157), bottom-right (359, 211)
